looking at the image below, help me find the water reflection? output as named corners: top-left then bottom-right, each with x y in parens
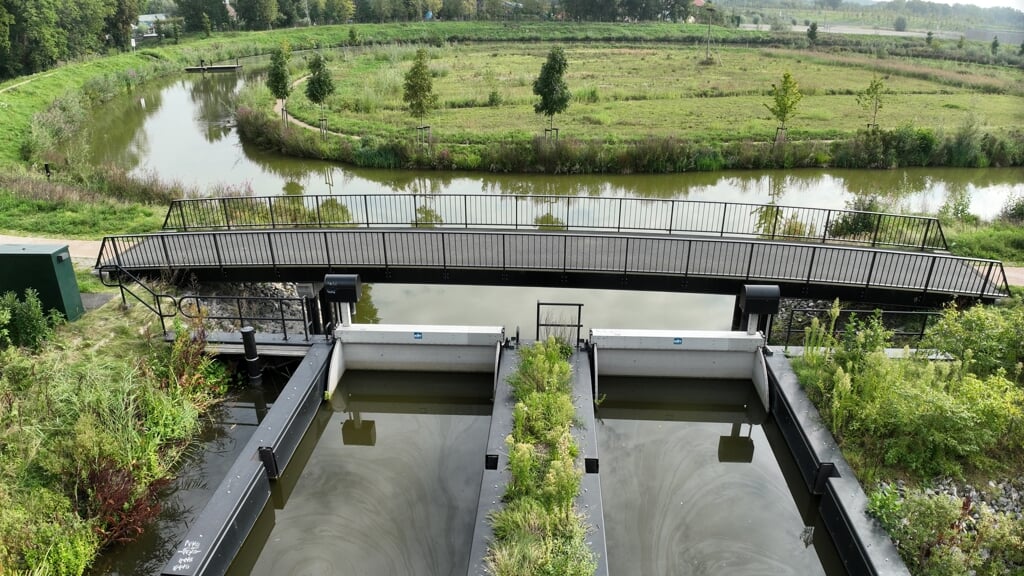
top-left (86, 71), bottom-right (1023, 219)
top-left (598, 377), bottom-right (831, 576)
top-left (245, 371), bottom-right (491, 576)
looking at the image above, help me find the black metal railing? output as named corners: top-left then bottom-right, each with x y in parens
top-left (96, 229), bottom-right (1010, 300)
top-left (177, 295), bottom-right (311, 341)
top-left (537, 301), bottom-right (584, 346)
top-left (162, 194), bottom-right (949, 251)
top-left (99, 265), bottom-right (177, 335)
top-left (97, 263), bottom-right (318, 341)
top-left (772, 307), bottom-right (944, 347)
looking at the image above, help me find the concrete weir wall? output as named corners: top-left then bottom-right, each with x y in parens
top-left (590, 329), bottom-right (770, 410)
top-left (161, 343), bottom-right (332, 576)
top-left (327, 324), bottom-right (504, 398)
top-left (766, 348), bottom-right (910, 576)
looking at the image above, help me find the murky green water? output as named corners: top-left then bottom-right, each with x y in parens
top-left (598, 377), bottom-right (833, 575)
top-left (243, 371), bottom-right (492, 576)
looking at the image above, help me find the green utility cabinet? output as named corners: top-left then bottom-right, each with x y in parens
top-left (0, 244), bottom-right (85, 321)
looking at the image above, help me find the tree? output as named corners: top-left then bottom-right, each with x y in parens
top-left (991, 35), bottom-right (999, 55)
top-left (807, 21), bottom-right (818, 45)
top-left (267, 45), bottom-right (292, 123)
top-left (957, 35), bottom-right (965, 49)
top-left (176, 0), bottom-right (230, 32)
top-left (893, 15), bottom-right (907, 31)
top-left (305, 52), bottom-right (335, 116)
top-left (403, 47), bottom-right (437, 120)
top-left (105, 0), bottom-right (140, 50)
top-left (926, 31), bottom-right (933, 45)
top-left (1019, 40), bottom-right (1024, 56)
top-left (201, 12), bottom-right (212, 37)
top-left (324, 0), bottom-right (355, 23)
top-left (857, 74), bottom-right (885, 128)
top-left (237, 0), bottom-right (279, 29)
top-left (765, 71), bottom-right (802, 132)
top-left (533, 46), bottom-right (570, 130)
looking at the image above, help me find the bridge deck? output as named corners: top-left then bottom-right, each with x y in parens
top-left (96, 228), bottom-right (1009, 306)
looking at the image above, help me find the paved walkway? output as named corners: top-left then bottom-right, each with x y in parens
top-left (2, 233), bottom-right (1023, 288)
top-left (0, 235), bottom-right (102, 265)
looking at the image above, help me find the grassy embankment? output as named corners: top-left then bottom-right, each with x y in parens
top-left (791, 299), bottom-right (1024, 576)
top-left (486, 338), bottom-right (596, 575)
top-left (239, 34), bottom-right (1024, 172)
top-left (1, 22), bottom-right (1022, 239)
top-left (0, 292), bottom-right (231, 574)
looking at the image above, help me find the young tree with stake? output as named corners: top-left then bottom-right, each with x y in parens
top-left (403, 48), bottom-right (437, 121)
top-left (306, 52), bottom-right (335, 137)
top-left (268, 45), bottom-right (292, 124)
top-left (533, 47), bottom-right (571, 131)
top-left (765, 71), bottom-right (802, 142)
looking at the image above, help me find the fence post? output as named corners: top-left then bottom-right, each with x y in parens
top-left (822, 210), bottom-right (831, 244)
top-left (363, 194), bottom-right (370, 227)
top-left (922, 219), bottom-right (933, 251)
top-left (221, 198), bottom-right (231, 230)
top-left (668, 201), bottom-right (675, 233)
top-left (871, 213), bottom-right (882, 247)
top-left (268, 197), bottom-right (276, 229)
top-left (617, 198), bottom-right (623, 233)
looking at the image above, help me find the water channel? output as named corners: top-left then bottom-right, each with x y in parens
top-left (86, 69), bottom-right (1021, 574)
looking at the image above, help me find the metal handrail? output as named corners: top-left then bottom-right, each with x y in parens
top-left (161, 194), bottom-right (949, 251)
top-left (95, 229), bottom-right (1010, 300)
top-left (98, 264), bottom-right (178, 335)
top-left (776, 307), bottom-right (944, 347)
top-left (177, 295), bottom-right (310, 341)
top-left (537, 301), bottom-right (584, 346)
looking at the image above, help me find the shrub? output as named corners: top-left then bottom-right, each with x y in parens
top-left (868, 487), bottom-right (1024, 575)
top-left (0, 289), bottom-right (60, 351)
top-left (1000, 194), bottom-right (1024, 224)
top-left (794, 302), bottom-right (1024, 478)
top-left (918, 303), bottom-right (1024, 383)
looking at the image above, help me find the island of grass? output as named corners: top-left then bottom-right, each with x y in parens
top-left (236, 36), bottom-right (1024, 173)
top-left (487, 337), bottom-right (597, 575)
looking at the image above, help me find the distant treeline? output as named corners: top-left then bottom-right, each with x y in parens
top-left (2, 0), bottom-right (1021, 81)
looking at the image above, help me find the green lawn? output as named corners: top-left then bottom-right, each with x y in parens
top-left (280, 43), bottom-right (1024, 145)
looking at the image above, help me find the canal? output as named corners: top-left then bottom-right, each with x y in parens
top-left (84, 67), bottom-right (1020, 575)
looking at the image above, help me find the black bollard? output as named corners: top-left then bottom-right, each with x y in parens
top-left (241, 326), bottom-right (262, 385)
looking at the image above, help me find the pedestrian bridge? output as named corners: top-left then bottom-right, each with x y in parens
top-left (96, 194), bottom-right (1009, 306)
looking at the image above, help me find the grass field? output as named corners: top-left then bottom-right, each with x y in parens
top-left (279, 43), bottom-right (1024, 145)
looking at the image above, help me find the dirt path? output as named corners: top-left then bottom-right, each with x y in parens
top-left (0, 72), bottom-right (56, 95)
top-left (271, 75), bottom-right (359, 139)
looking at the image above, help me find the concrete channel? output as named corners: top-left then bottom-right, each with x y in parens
top-left (159, 282), bottom-right (908, 576)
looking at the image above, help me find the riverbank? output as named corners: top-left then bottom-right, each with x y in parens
top-left (0, 293), bottom-right (230, 574)
top-left (5, 22), bottom-right (1023, 176)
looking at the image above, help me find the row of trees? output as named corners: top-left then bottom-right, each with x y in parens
top-left (0, 0), bottom-right (140, 79)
